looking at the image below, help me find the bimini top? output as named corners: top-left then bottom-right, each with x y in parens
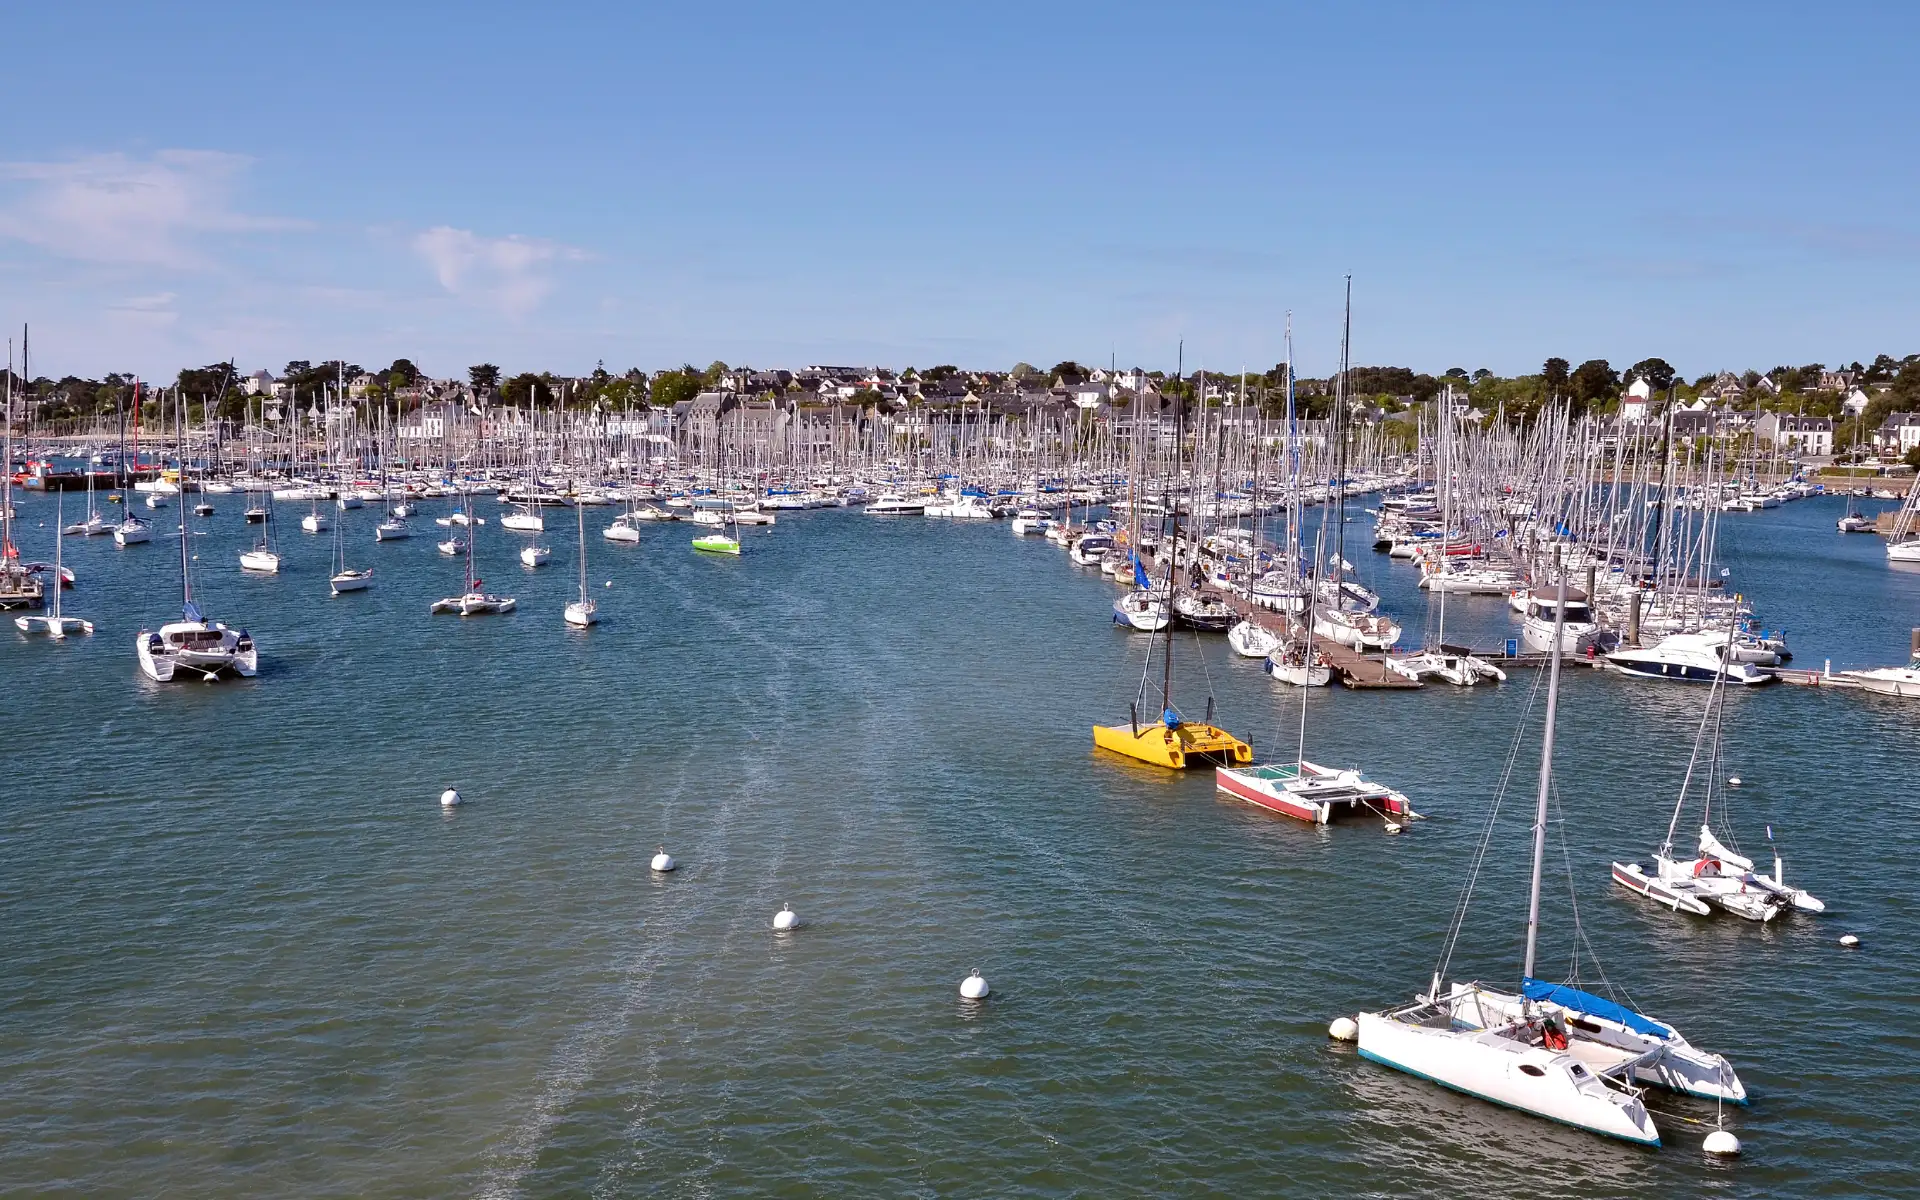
top-left (1522, 978), bottom-right (1672, 1039)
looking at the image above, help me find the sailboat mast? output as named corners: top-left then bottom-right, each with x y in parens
top-left (179, 384), bottom-right (193, 609)
top-left (1333, 277), bottom-right (1351, 581)
top-left (1522, 546), bottom-right (1571, 981)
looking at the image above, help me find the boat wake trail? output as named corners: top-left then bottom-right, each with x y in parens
top-left (474, 930), bottom-right (672, 1199)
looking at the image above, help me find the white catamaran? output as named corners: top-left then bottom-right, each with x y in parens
top-left (1352, 573), bottom-right (1745, 1148)
top-left (137, 488), bottom-right (258, 681)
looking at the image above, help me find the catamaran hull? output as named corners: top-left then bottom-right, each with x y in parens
top-left (1454, 984), bottom-right (1748, 1105)
top-left (15, 615), bottom-right (93, 637)
top-left (1356, 1014), bottom-right (1660, 1145)
top-left (136, 639), bottom-right (258, 682)
top-left (1611, 862), bottom-right (1714, 916)
top-left (1093, 722), bottom-right (1251, 770)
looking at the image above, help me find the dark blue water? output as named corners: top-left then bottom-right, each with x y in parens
top-left (2, 492), bottom-right (1915, 1197)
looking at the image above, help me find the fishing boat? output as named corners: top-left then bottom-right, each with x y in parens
top-left (565, 502), bottom-right (598, 627)
top-left (1216, 759), bottom-right (1408, 824)
top-left (1354, 575), bottom-right (1745, 1146)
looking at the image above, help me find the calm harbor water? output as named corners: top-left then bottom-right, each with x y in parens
top-left (2, 492), bottom-right (1917, 1197)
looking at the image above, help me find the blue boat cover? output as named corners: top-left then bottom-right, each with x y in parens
top-left (183, 601), bottom-right (203, 623)
top-left (1132, 555), bottom-right (1152, 590)
top-left (1523, 978), bottom-right (1670, 1039)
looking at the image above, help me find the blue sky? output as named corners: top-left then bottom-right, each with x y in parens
top-left (2, 2), bottom-right (1914, 382)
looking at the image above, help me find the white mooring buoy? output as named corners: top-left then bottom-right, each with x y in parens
top-left (1329, 1016), bottom-right (1359, 1042)
top-left (1728, 776), bottom-right (1742, 788)
top-left (1840, 933), bottom-right (1861, 949)
top-left (773, 904), bottom-right (799, 931)
top-left (1703, 1128), bottom-right (1742, 1157)
top-left (959, 969), bottom-right (990, 1000)
top-left (1383, 822), bottom-right (1403, 835)
top-left (650, 845), bottom-right (676, 872)
top-left (440, 788), bottom-right (462, 808)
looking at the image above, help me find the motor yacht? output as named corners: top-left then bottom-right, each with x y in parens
top-left (865, 493), bottom-right (925, 516)
top-left (1521, 591), bottom-right (1601, 654)
top-left (1605, 632), bottom-right (1773, 685)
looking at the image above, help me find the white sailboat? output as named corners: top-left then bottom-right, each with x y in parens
top-left (1353, 574), bottom-right (1744, 1146)
top-left (1886, 472), bottom-right (1920, 562)
top-left (113, 514), bottom-right (153, 546)
top-left (430, 518), bottom-right (515, 615)
top-left (328, 514), bottom-right (372, 595)
top-left (239, 490), bottom-right (282, 573)
top-left (137, 432), bottom-right (259, 682)
top-left (1227, 618), bottom-right (1283, 658)
top-left (17, 495), bottom-right (93, 637)
top-left (1611, 622), bottom-right (1824, 922)
top-left (64, 464), bottom-right (111, 536)
top-left (564, 502), bottom-right (598, 627)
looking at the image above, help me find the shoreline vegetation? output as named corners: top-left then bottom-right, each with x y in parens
top-left (8, 353), bottom-right (1920, 472)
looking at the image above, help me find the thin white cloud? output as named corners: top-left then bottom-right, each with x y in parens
top-left (413, 225), bottom-right (582, 317)
top-left (0, 150), bottom-right (300, 269)
top-left (109, 291), bottom-right (179, 311)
